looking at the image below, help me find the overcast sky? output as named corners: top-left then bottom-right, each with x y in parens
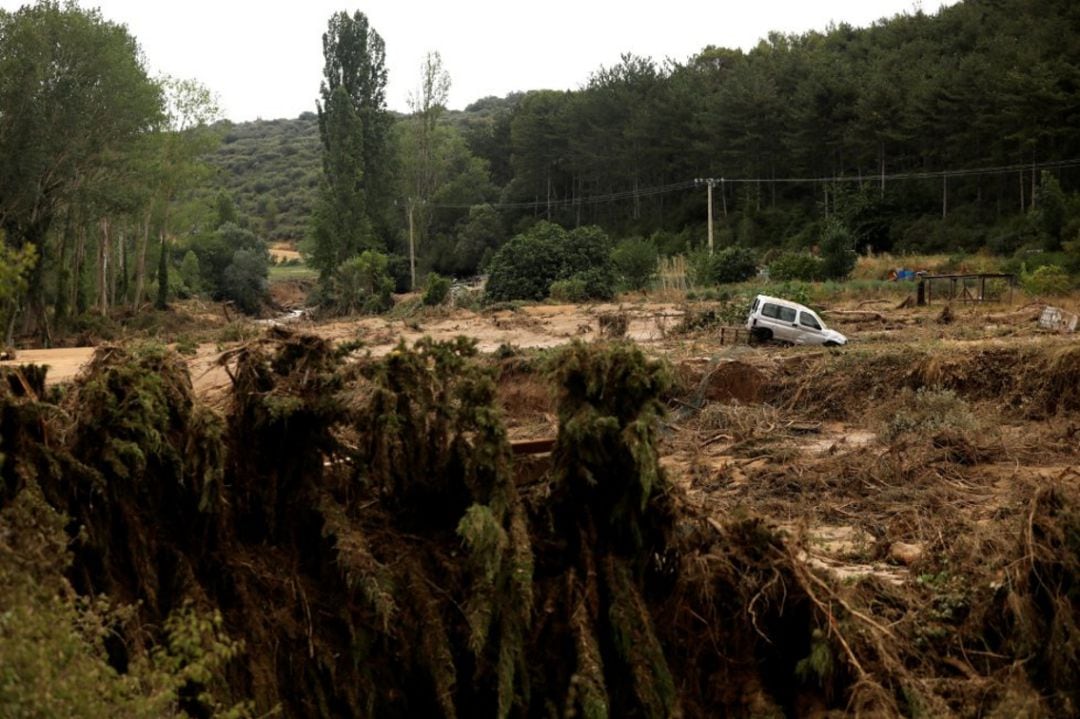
top-left (3, 0), bottom-right (956, 122)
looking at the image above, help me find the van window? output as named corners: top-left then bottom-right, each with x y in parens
top-left (762, 303), bottom-right (781, 319)
top-left (751, 297), bottom-right (759, 312)
top-left (777, 306), bottom-right (796, 323)
top-left (799, 312), bottom-right (821, 330)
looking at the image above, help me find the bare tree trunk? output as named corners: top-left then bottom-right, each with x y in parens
top-left (134, 209), bottom-right (151, 308)
top-left (98, 217), bottom-right (110, 317)
top-left (4, 301), bottom-right (18, 348)
top-left (55, 211), bottom-right (73, 325)
top-left (546, 171), bottom-right (552, 220)
top-left (73, 225), bottom-right (86, 314)
top-left (575, 176), bottom-right (582, 228)
top-left (109, 227), bottom-right (121, 309)
top-left (1019, 170), bottom-right (1025, 212)
top-left (880, 142), bottom-right (886, 199)
top-left (1030, 161), bottom-right (1037, 210)
top-left (119, 229), bottom-right (128, 305)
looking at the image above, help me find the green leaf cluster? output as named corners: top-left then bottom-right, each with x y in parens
top-left (485, 221), bottom-right (616, 302)
top-left (689, 245), bottom-right (758, 286)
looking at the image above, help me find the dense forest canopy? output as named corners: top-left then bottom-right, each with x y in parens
top-left (2, 0), bottom-right (1080, 334)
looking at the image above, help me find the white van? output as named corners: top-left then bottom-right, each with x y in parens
top-left (745, 294), bottom-right (847, 346)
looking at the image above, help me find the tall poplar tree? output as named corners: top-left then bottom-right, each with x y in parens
top-left (311, 10), bottom-right (390, 278)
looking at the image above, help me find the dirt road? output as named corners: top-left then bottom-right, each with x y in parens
top-left (0, 347), bottom-right (96, 384)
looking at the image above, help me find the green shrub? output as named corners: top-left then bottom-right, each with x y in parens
top-left (612, 237), bottom-right (658, 291)
top-left (573, 266), bottom-right (617, 300)
top-left (769, 252), bottom-right (824, 281)
top-left (174, 335), bottom-right (198, 356)
top-left (0, 488), bottom-right (250, 718)
top-left (323, 251), bottom-right (394, 315)
top-left (187, 222), bottom-right (266, 300)
top-left (1022, 264), bottom-right (1072, 296)
top-left (451, 204), bottom-right (505, 276)
top-left (222, 248), bottom-right (270, 315)
top-left (819, 218), bottom-right (858, 280)
top-left (485, 221), bottom-right (616, 302)
top-left (177, 250), bottom-right (202, 298)
top-left (775, 281), bottom-right (814, 307)
top-left (688, 246), bottom-right (758, 286)
top-left (549, 277), bottom-right (588, 302)
top-left (216, 322), bottom-right (259, 345)
top-left (422, 273), bottom-right (451, 306)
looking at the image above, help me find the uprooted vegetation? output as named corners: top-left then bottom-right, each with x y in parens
top-left (2, 334), bottom-right (1080, 717)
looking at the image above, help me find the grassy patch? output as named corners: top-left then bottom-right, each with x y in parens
top-left (269, 263), bottom-right (318, 282)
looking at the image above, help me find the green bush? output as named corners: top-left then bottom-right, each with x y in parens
top-left (451, 204), bottom-right (505, 276)
top-left (485, 221), bottom-right (616, 302)
top-left (573, 266), bottom-right (617, 301)
top-left (819, 218), bottom-right (858, 280)
top-left (0, 488), bottom-right (250, 718)
top-left (187, 222), bottom-right (267, 300)
top-left (549, 277), bottom-right (588, 302)
top-left (422, 273), bottom-right (452, 306)
top-left (177, 250), bottom-right (202, 298)
top-left (612, 237), bottom-right (658, 291)
top-left (688, 246), bottom-right (758, 286)
top-left (324, 251), bottom-right (394, 315)
top-left (768, 252), bottom-right (824, 281)
top-left (222, 248), bottom-right (270, 315)
top-left (1022, 264), bottom-right (1072, 296)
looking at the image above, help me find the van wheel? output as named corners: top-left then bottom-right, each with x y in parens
top-left (750, 327), bottom-right (772, 344)
top-left (823, 340), bottom-right (840, 347)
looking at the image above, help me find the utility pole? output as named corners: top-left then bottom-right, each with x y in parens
top-left (695, 178), bottom-right (719, 255)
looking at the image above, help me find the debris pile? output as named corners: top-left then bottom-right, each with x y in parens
top-left (1, 332), bottom-right (1078, 717)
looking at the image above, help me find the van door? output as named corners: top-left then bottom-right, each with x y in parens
top-left (773, 304), bottom-right (799, 342)
top-left (795, 310), bottom-right (824, 344)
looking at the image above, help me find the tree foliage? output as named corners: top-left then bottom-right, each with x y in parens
top-left (819, 219), bottom-right (858, 280)
top-left (222, 248), bottom-right (269, 315)
top-left (768, 251), bottom-right (824, 282)
top-left (485, 221), bottom-right (616, 302)
top-left (612, 236), bottom-right (658, 291)
top-left (0, 1), bottom-right (163, 335)
top-left (323, 250), bottom-right (394, 315)
top-left (689, 246), bottom-right (758, 286)
top-left (312, 11), bottom-right (391, 283)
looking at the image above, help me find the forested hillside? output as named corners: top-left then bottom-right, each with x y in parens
top-left (206, 114), bottom-right (321, 243)
top-left (206, 0), bottom-right (1079, 282)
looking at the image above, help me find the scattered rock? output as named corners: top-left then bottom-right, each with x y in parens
top-left (889, 541), bottom-right (924, 566)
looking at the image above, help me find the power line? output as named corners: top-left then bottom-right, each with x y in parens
top-left (425, 158), bottom-right (1080, 210)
